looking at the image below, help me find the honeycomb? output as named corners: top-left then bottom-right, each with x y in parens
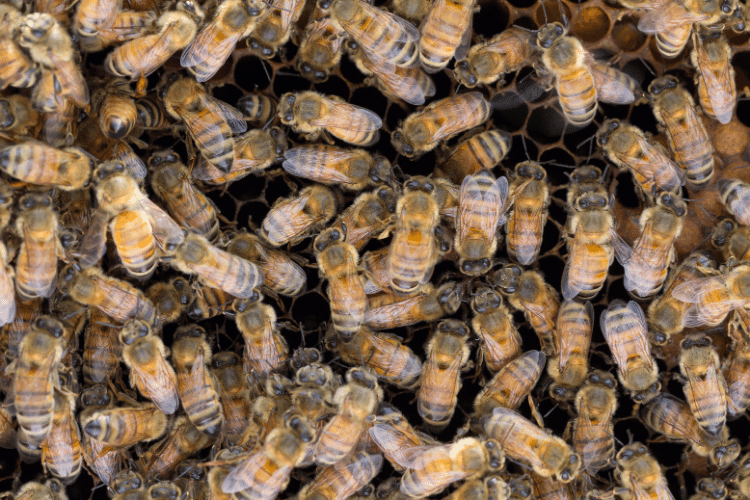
top-left (1, 0), bottom-right (750, 499)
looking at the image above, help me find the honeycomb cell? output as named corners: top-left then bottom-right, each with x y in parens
top-left (533, 0), bottom-right (573, 26)
top-left (235, 56), bottom-right (273, 91)
top-left (504, 133), bottom-right (540, 167)
top-left (526, 106), bottom-right (566, 144)
top-left (491, 93), bottom-right (529, 133)
top-left (474, 0), bottom-right (510, 37)
top-left (572, 6), bottom-right (610, 43)
top-left (314, 75), bottom-right (350, 99)
top-left (734, 52), bottom-right (750, 96)
top-left (612, 15), bottom-right (646, 52)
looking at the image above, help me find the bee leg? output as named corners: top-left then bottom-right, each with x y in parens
top-left (135, 77), bottom-right (148, 98)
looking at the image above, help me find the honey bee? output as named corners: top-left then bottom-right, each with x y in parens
top-left (0, 177), bottom-right (13, 231)
top-left (59, 265), bottom-right (156, 325)
top-left (92, 80), bottom-right (137, 140)
top-left (454, 27), bottom-right (537, 88)
top-left (162, 76), bottom-right (247, 173)
top-left (315, 367), bottom-right (382, 465)
top-left (369, 406), bottom-right (435, 472)
top-left (455, 171), bottom-right (509, 276)
top-left (82, 401), bottom-right (168, 448)
top-left (0, 6), bottom-right (39, 91)
top-left (225, 232), bottom-right (306, 298)
top-left (173, 232), bottom-right (265, 299)
top-left (719, 179), bottom-right (750, 227)
top-left (321, 0), bottom-right (420, 67)
top-left (474, 350), bottom-right (546, 414)
top-left (471, 286), bottom-right (521, 373)
top-left (637, 0), bottom-right (735, 59)
top-left (106, 2), bottom-right (204, 90)
top-left (188, 284), bottom-right (236, 320)
top-left (419, 0), bottom-right (476, 73)
top-left (615, 443), bottom-right (673, 500)
top-left (690, 479), bottom-right (727, 500)
top-left (397, 438), bottom-right (505, 498)
top-left (143, 416), bottom-right (213, 480)
top-left (505, 161), bottom-right (550, 266)
top-left (723, 344), bottom-right (750, 419)
top-left (0, 406), bottom-right (16, 450)
top-left (349, 48), bottom-right (436, 106)
top-left (0, 94), bottom-right (40, 139)
top-left (261, 184), bottom-right (339, 247)
top-left (209, 447), bottom-right (245, 500)
top-left (146, 277), bottom-right (192, 326)
top-left (301, 452), bottom-right (384, 500)
top-left (15, 13), bottom-right (89, 109)
top-left (691, 29), bottom-right (735, 124)
top-left (41, 390), bottom-right (82, 484)
top-left (192, 127), bottom-right (288, 185)
top-left (247, 0), bottom-right (304, 58)
top-left (546, 300), bottom-right (593, 401)
top-left (149, 152), bottom-right (220, 242)
top-left (483, 406), bottom-right (580, 482)
top-left (83, 309), bottom-right (121, 385)
top-left (172, 326), bottom-right (224, 436)
top-left (597, 119), bottom-right (685, 195)
top-left (418, 319), bottom-right (471, 431)
top-left (641, 391), bottom-right (740, 468)
top-left (75, 118), bottom-right (148, 179)
top-left (278, 91), bottom-right (382, 147)
top-left (221, 413), bottom-right (316, 495)
top-left (14, 192), bottom-right (63, 300)
top-left (297, 13), bottom-right (347, 83)
top-left (212, 351), bottom-right (252, 445)
top-left (283, 145), bottom-right (393, 191)
top-left (388, 177), bottom-right (440, 295)
top-left (315, 227), bottom-right (367, 340)
top-left (336, 186), bottom-right (397, 252)
top-left (79, 385), bottom-right (121, 485)
top-left (390, 0), bottom-right (431, 23)
top-left (237, 94), bottom-right (277, 125)
top-left (290, 352), bottom-right (336, 433)
top-left (648, 75), bottom-right (715, 188)
top-left (647, 252), bottom-right (717, 344)
top-left (234, 293), bottom-right (289, 376)
top-left (0, 243), bottom-right (14, 328)
top-left (365, 281), bottom-right (462, 330)
top-left (571, 370), bottom-right (617, 474)
top-left (181, 0), bottom-right (266, 82)
top-left (135, 97), bottom-right (171, 132)
top-left (13, 480), bottom-right (68, 500)
top-left (601, 300), bottom-right (660, 403)
top-left (679, 335), bottom-right (728, 436)
top-left (392, 92), bottom-right (490, 158)
top-left (671, 263), bottom-right (750, 328)
top-left (492, 265), bottom-right (560, 357)
top-left (0, 141), bottom-right (92, 191)
top-left (732, 453), bottom-right (750, 499)
top-left (712, 219), bottom-right (750, 262)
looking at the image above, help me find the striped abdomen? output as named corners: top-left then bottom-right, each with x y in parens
top-left (14, 370), bottom-right (55, 445)
top-left (719, 180), bottom-right (750, 226)
top-left (112, 210), bottom-right (157, 280)
top-left (105, 34), bottom-right (173, 79)
top-left (419, 0), bottom-right (474, 72)
top-left (342, 2), bottom-right (418, 68)
top-left (564, 242), bottom-right (612, 300)
top-left (573, 400), bottom-right (614, 472)
top-left (42, 394), bottom-right (83, 484)
top-left (656, 25), bottom-right (690, 59)
top-left (557, 66), bottom-right (597, 126)
top-left (83, 405), bottom-right (166, 446)
top-left (664, 110), bottom-right (714, 187)
top-left (184, 106), bottom-right (236, 173)
top-left (506, 183), bottom-right (547, 265)
top-left (82, 310), bottom-right (120, 384)
top-left (0, 40), bottom-right (38, 89)
top-left (476, 350), bottom-right (545, 412)
top-left (473, 310), bottom-right (521, 372)
top-left (98, 93), bottom-right (137, 140)
top-left (16, 217), bottom-right (58, 300)
top-left (315, 411), bottom-right (366, 465)
top-left (417, 363), bottom-right (460, 430)
top-left (724, 348), bottom-right (750, 418)
top-left (176, 184), bottom-right (220, 241)
top-left (177, 366), bottom-right (224, 436)
top-left (554, 300), bottom-right (592, 388)
top-left (262, 252), bottom-right (306, 297)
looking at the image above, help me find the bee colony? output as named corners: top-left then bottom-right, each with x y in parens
top-left (1, 0), bottom-right (750, 497)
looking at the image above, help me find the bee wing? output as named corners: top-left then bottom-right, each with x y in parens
top-left (616, 135), bottom-right (685, 191)
top-left (433, 92), bottom-right (488, 139)
top-left (75, 208), bottom-right (112, 268)
top-left (454, 14), bottom-right (473, 62)
top-left (202, 94), bottom-right (249, 134)
top-left (331, 454), bottom-right (382, 500)
top-left (282, 148), bottom-right (357, 184)
top-left (600, 301), bottom-right (650, 370)
top-left (47, 53), bottom-right (89, 107)
top-left (112, 141), bottom-right (148, 180)
top-left (671, 276), bottom-right (726, 304)
top-left (637, 0), bottom-right (709, 33)
top-left (457, 175), bottom-right (508, 243)
top-left (310, 101), bottom-right (382, 134)
top-left (222, 446), bottom-right (292, 495)
top-left (0, 265), bottom-right (14, 327)
top-left (587, 58), bottom-right (638, 105)
top-left (684, 362), bottom-right (724, 424)
top-left (139, 197), bottom-right (185, 252)
top-left (561, 233), bottom-right (596, 301)
top-left (420, 347), bottom-right (463, 413)
top-left (131, 25), bottom-right (182, 78)
top-left (133, 352), bottom-right (179, 413)
top-left (610, 228), bottom-right (634, 267)
top-left (658, 101), bottom-right (710, 157)
top-left (557, 300), bottom-right (593, 371)
top-left (180, 22), bottom-right (244, 82)
top-left (369, 423), bottom-right (422, 467)
top-left (696, 45), bottom-right (734, 124)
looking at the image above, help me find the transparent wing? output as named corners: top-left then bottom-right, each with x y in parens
top-left (587, 58), bottom-right (638, 105)
top-left (557, 300), bottom-right (593, 370)
top-left (282, 147), bottom-right (356, 184)
top-left (0, 266), bottom-right (14, 326)
top-left (310, 99), bottom-right (382, 133)
top-left (180, 21), bottom-right (244, 82)
top-left (203, 95), bottom-right (248, 134)
top-left (140, 197), bottom-right (185, 251)
top-left (75, 208), bottom-right (111, 268)
top-left (432, 92), bottom-right (489, 138)
top-left (637, 0), bottom-right (709, 33)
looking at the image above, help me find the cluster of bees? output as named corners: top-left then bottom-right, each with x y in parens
top-left (1, 0), bottom-right (750, 498)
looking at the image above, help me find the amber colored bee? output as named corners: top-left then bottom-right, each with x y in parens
top-left (679, 335), bottom-right (728, 437)
top-left (143, 416), bottom-right (212, 480)
top-left (188, 284), bottom-right (236, 320)
top-left (390, 0), bottom-right (431, 23)
top-left (237, 94), bottom-right (277, 125)
top-left (505, 162), bottom-right (550, 266)
top-left (474, 350), bottom-right (546, 415)
top-left (719, 179), bottom-right (750, 227)
top-left (597, 119), bottom-right (685, 195)
top-left (284, 145), bottom-right (393, 191)
top-left (14, 192), bottom-right (62, 300)
top-left (278, 91), bottom-right (382, 147)
top-left (0, 141), bottom-right (92, 191)
top-left (41, 390), bottom-right (82, 485)
top-left (134, 97), bottom-right (171, 132)
top-left (492, 265), bottom-right (560, 357)
top-left (79, 385), bottom-right (121, 485)
top-left (455, 171), bottom-right (509, 276)
top-left (369, 406), bottom-right (435, 472)
top-left (470, 286), bottom-right (521, 373)
top-left (92, 80), bottom-right (137, 140)
top-left (106, 2), bottom-right (203, 90)
top-left (647, 251), bottom-right (717, 344)
top-left (1, 295), bottom-right (39, 360)
top-left (172, 326), bottom-right (224, 436)
top-left (315, 367), bottom-right (382, 465)
top-left (290, 352), bottom-right (336, 433)
top-left (297, 12), bottom-right (347, 83)
top-left (13, 480), bottom-right (68, 500)
top-left (615, 443), bottom-right (673, 500)
top-left (162, 76), bottom-right (246, 173)
top-left (335, 186), bottom-right (397, 252)
top-left (181, 0), bottom-right (265, 82)
top-left (15, 14), bottom-right (89, 110)
top-left (671, 263), bottom-right (750, 328)
top-left (211, 352), bottom-right (252, 445)
top-left (82, 401), bottom-right (169, 448)
top-left (648, 75), bottom-right (715, 188)
top-left (722, 344), bottom-right (750, 419)
top-left (571, 370), bottom-right (617, 474)
top-left (419, 0), bottom-right (476, 73)
top-left (0, 6), bottom-right (39, 91)
top-left (75, 118), bottom-right (148, 180)
top-left (37, 95), bottom-right (75, 148)
top-left (454, 27), bottom-right (537, 88)
top-left (301, 452), bottom-right (383, 500)
top-left (364, 281), bottom-right (462, 330)
top-left (532, 473), bottom-right (575, 500)
top-left (731, 453), bottom-right (750, 499)
top-left (0, 94), bottom-right (40, 140)
top-left (234, 293), bottom-right (289, 376)
top-left (261, 184), bottom-right (339, 247)
top-left (392, 92), bottom-right (490, 158)
top-left (321, 0), bottom-right (419, 67)
top-left (691, 29), bottom-right (735, 124)
top-left (601, 300), bottom-right (660, 403)
top-left (221, 413), bottom-right (316, 495)
top-left (192, 127), bottom-right (288, 185)
top-left (82, 309), bottom-right (121, 385)
top-left (417, 319), bottom-right (471, 431)
top-left (350, 48), bottom-right (436, 106)
top-left (434, 131), bottom-right (509, 186)
top-left (641, 392), bottom-right (740, 468)
top-left (247, 0), bottom-right (304, 58)
top-left (208, 447), bottom-right (245, 500)
top-left (0, 178), bottom-right (13, 231)
top-left (636, 0), bottom-right (734, 59)
top-left (547, 300), bottom-right (593, 401)
top-left (712, 219), bottom-right (750, 262)
top-left (173, 232), bottom-right (264, 299)
top-left (74, 0), bottom-right (141, 50)
top-left (149, 152), bottom-right (220, 242)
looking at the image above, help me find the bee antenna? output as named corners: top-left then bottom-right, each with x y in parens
top-left (626, 429), bottom-right (634, 445)
top-left (605, 429), bottom-right (625, 447)
top-left (298, 322), bottom-right (307, 348)
top-left (576, 134), bottom-right (596, 152)
top-left (512, 24), bottom-right (538, 33)
top-left (600, 164), bottom-right (611, 185)
top-left (260, 59), bottom-right (272, 84)
top-left (637, 55), bottom-right (656, 77)
top-left (263, 115), bottom-right (275, 130)
top-left (506, 456), bottom-right (534, 472)
top-left (543, 404), bottom-right (557, 418)
top-left (521, 134), bottom-right (531, 161)
top-left (453, 83), bottom-right (463, 99)
top-left (578, 469), bottom-right (596, 488)
top-left (540, 0), bottom-right (549, 24)
top-left (556, 0), bottom-right (568, 29)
